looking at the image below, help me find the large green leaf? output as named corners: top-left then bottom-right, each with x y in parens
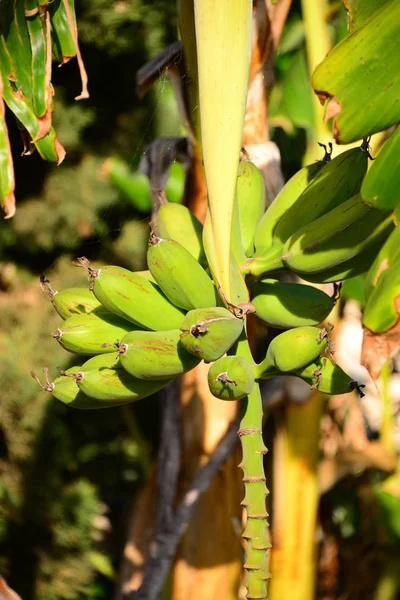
top-left (312, 0), bottom-right (400, 144)
top-left (344, 0), bottom-right (392, 33)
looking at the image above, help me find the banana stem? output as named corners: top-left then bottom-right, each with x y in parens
top-left (236, 332), bottom-right (271, 599)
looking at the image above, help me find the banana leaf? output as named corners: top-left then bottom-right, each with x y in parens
top-left (344, 0), bottom-right (392, 33)
top-left (0, 76), bottom-right (15, 218)
top-left (312, 0), bottom-right (400, 144)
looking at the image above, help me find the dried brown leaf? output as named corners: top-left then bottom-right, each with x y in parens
top-left (361, 319), bottom-right (400, 380)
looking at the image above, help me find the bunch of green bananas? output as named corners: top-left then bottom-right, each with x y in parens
top-left (244, 140), bottom-right (394, 283)
top-left (33, 148), bottom-right (367, 408)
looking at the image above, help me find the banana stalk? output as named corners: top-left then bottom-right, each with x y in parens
top-left (193, 0), bottom-right (252, 302)
top-left (236, 332), bottom-right (270, 599)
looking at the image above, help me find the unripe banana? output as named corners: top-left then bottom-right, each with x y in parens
top-left (118, 329), bottom-right (200, 380)
top-left (208, 355), bottom-right (254, 400)
top-left (273, 142), bottom-right (369, 247)
top-left (363, 248), bottom-right (400, 333)
top-left (51, 312), bottom-right (135, 355)
top-left (147, 234), bottom-right (217, 310)
top-left (253, 145), bottom-right (331, 255)
top-left (135, 270), bottom-right (157, 283)
top-left (250, 278), bottom-right (335, 329)
top-left (255, 326), bottom-right (330, 376)
top-left (236, 160), bottom-right (265, 256)
top-left (76, 258), bottom-right (184, 331)
top-left (281, 194), bottom-right (393, 275)
top-left (296, 236), bottom-right (387, 284)
top-left (364, 225), bottom-right (400, 301)
top-left (72, 353), bottom-right (173, 402)
top-left (294, 357), bottom-right (358, 396)
top-left (361, 126), bottom-right (400, 211)
top-left (180, 307), bottom-right (244, 362)
top-left (40, 277), bottom-right (102, 319)
top-left (157, 201), bottom-right (207, 265)
top-left (31, 366), bottom-right (119, 409)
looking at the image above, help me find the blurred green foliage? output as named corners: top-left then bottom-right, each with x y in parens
top-left (0, 0), bottom-right (178, 597)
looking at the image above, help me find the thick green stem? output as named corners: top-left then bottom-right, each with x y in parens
top-left (236, 332), bottom-right (270, 599)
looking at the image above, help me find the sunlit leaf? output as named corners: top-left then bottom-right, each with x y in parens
top-left (344, 0), bottom-right (392, 33)
top-left (312, 0), bottom-right (400, 144)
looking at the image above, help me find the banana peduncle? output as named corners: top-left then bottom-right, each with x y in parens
top-left (236, 332), bottom-right (270, 599)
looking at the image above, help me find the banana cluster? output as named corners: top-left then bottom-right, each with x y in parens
top-left (33, 146), bottom-right (374, 408)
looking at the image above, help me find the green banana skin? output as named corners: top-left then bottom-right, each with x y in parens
top-left (51, 312), bottom-right (135, 355)
top-left (157, 202), bottom-right (207, 265)
top-left (363, 229), bottom-right (400, 332)
top-left (52, 366), bottom-right (124, 409)
top-left (255, 326), bottom-right (329, 375)
top-left (273, 144), bottom-right (369, 247)
top-left (75, 354), bottom-right (173, 402)
top-left (118, 329), bottom-right (200, 380)
top-left (282, 194), bottom-right (393, 275)
top-left (147, 235), bottom-right (217, 310)
top-left (293, 358), bottom-right (355, 396)
top-left (236, 160), bottom-right (265, 257)
top-left (77, 259), bottom-right (185, 331)
top-left (180, 307), bottom-right (244, 362)
top-left (294, 235), bottom-right (389, 284)
top-left (45, 285), bottom-right (103, 320)
top-left (253, 157), bottom-right (328, 256)
top-left (250, 278), bottom-right (335, 329)
top-left (361, 127), bottom-right (400, 211)
top-left (254, 356), bottom-right (358, 396)
top-left (364, 225), bottom-right (400, 301)
top-left (208, 355), bottom-right (255, 400)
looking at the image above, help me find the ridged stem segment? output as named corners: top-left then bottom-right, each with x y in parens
top-left (193, 0), bottom-right (252, 302)
top-left (236, 333), bottom-right (270, 599)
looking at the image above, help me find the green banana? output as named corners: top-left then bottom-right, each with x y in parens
top-left (31, 366), bottom-right (119, 409)
top-left (180, 307), bottom-right (244, 362)
top-left (236, 160), bottom-right (265, 257)
top-left (273, 142), bottom-right (369, 247)
top-left (118, 329), bottom-right (200, 380)
top-left (253, 144), bottom-right (331, 256)
top-left (76, 258), bottom-right (184, 331)
top-left (71, 353), bottom-right (172, 402)
top-left (40, 277), bottom-right (102, 319)
top-left (249, 278), bottom-right (335, 329)
top-left (361, 126), bottom-right (400, 211)
top-left (156, 201), bottom-right (207, 265)
top-left (281, 195), bottom-right (394, 276)
top-left (208, 355), bottom-right (254, 400)
top-left (293, 357), bottom-right (357, 396)
top-left (147, 233), bottom-right (217, 310)
top-left (363, 227), bottom-right (400, 332)
top-left (135, 270), bottom-right (157, 283)
top-left (364, 225), bottom-right (400, 300)
top-left (51, 312), bottom-right (135, 355)
top-left (255, 326), bottom-right (330, 376)
top-left (295, 236), bottom-right (388, 284)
